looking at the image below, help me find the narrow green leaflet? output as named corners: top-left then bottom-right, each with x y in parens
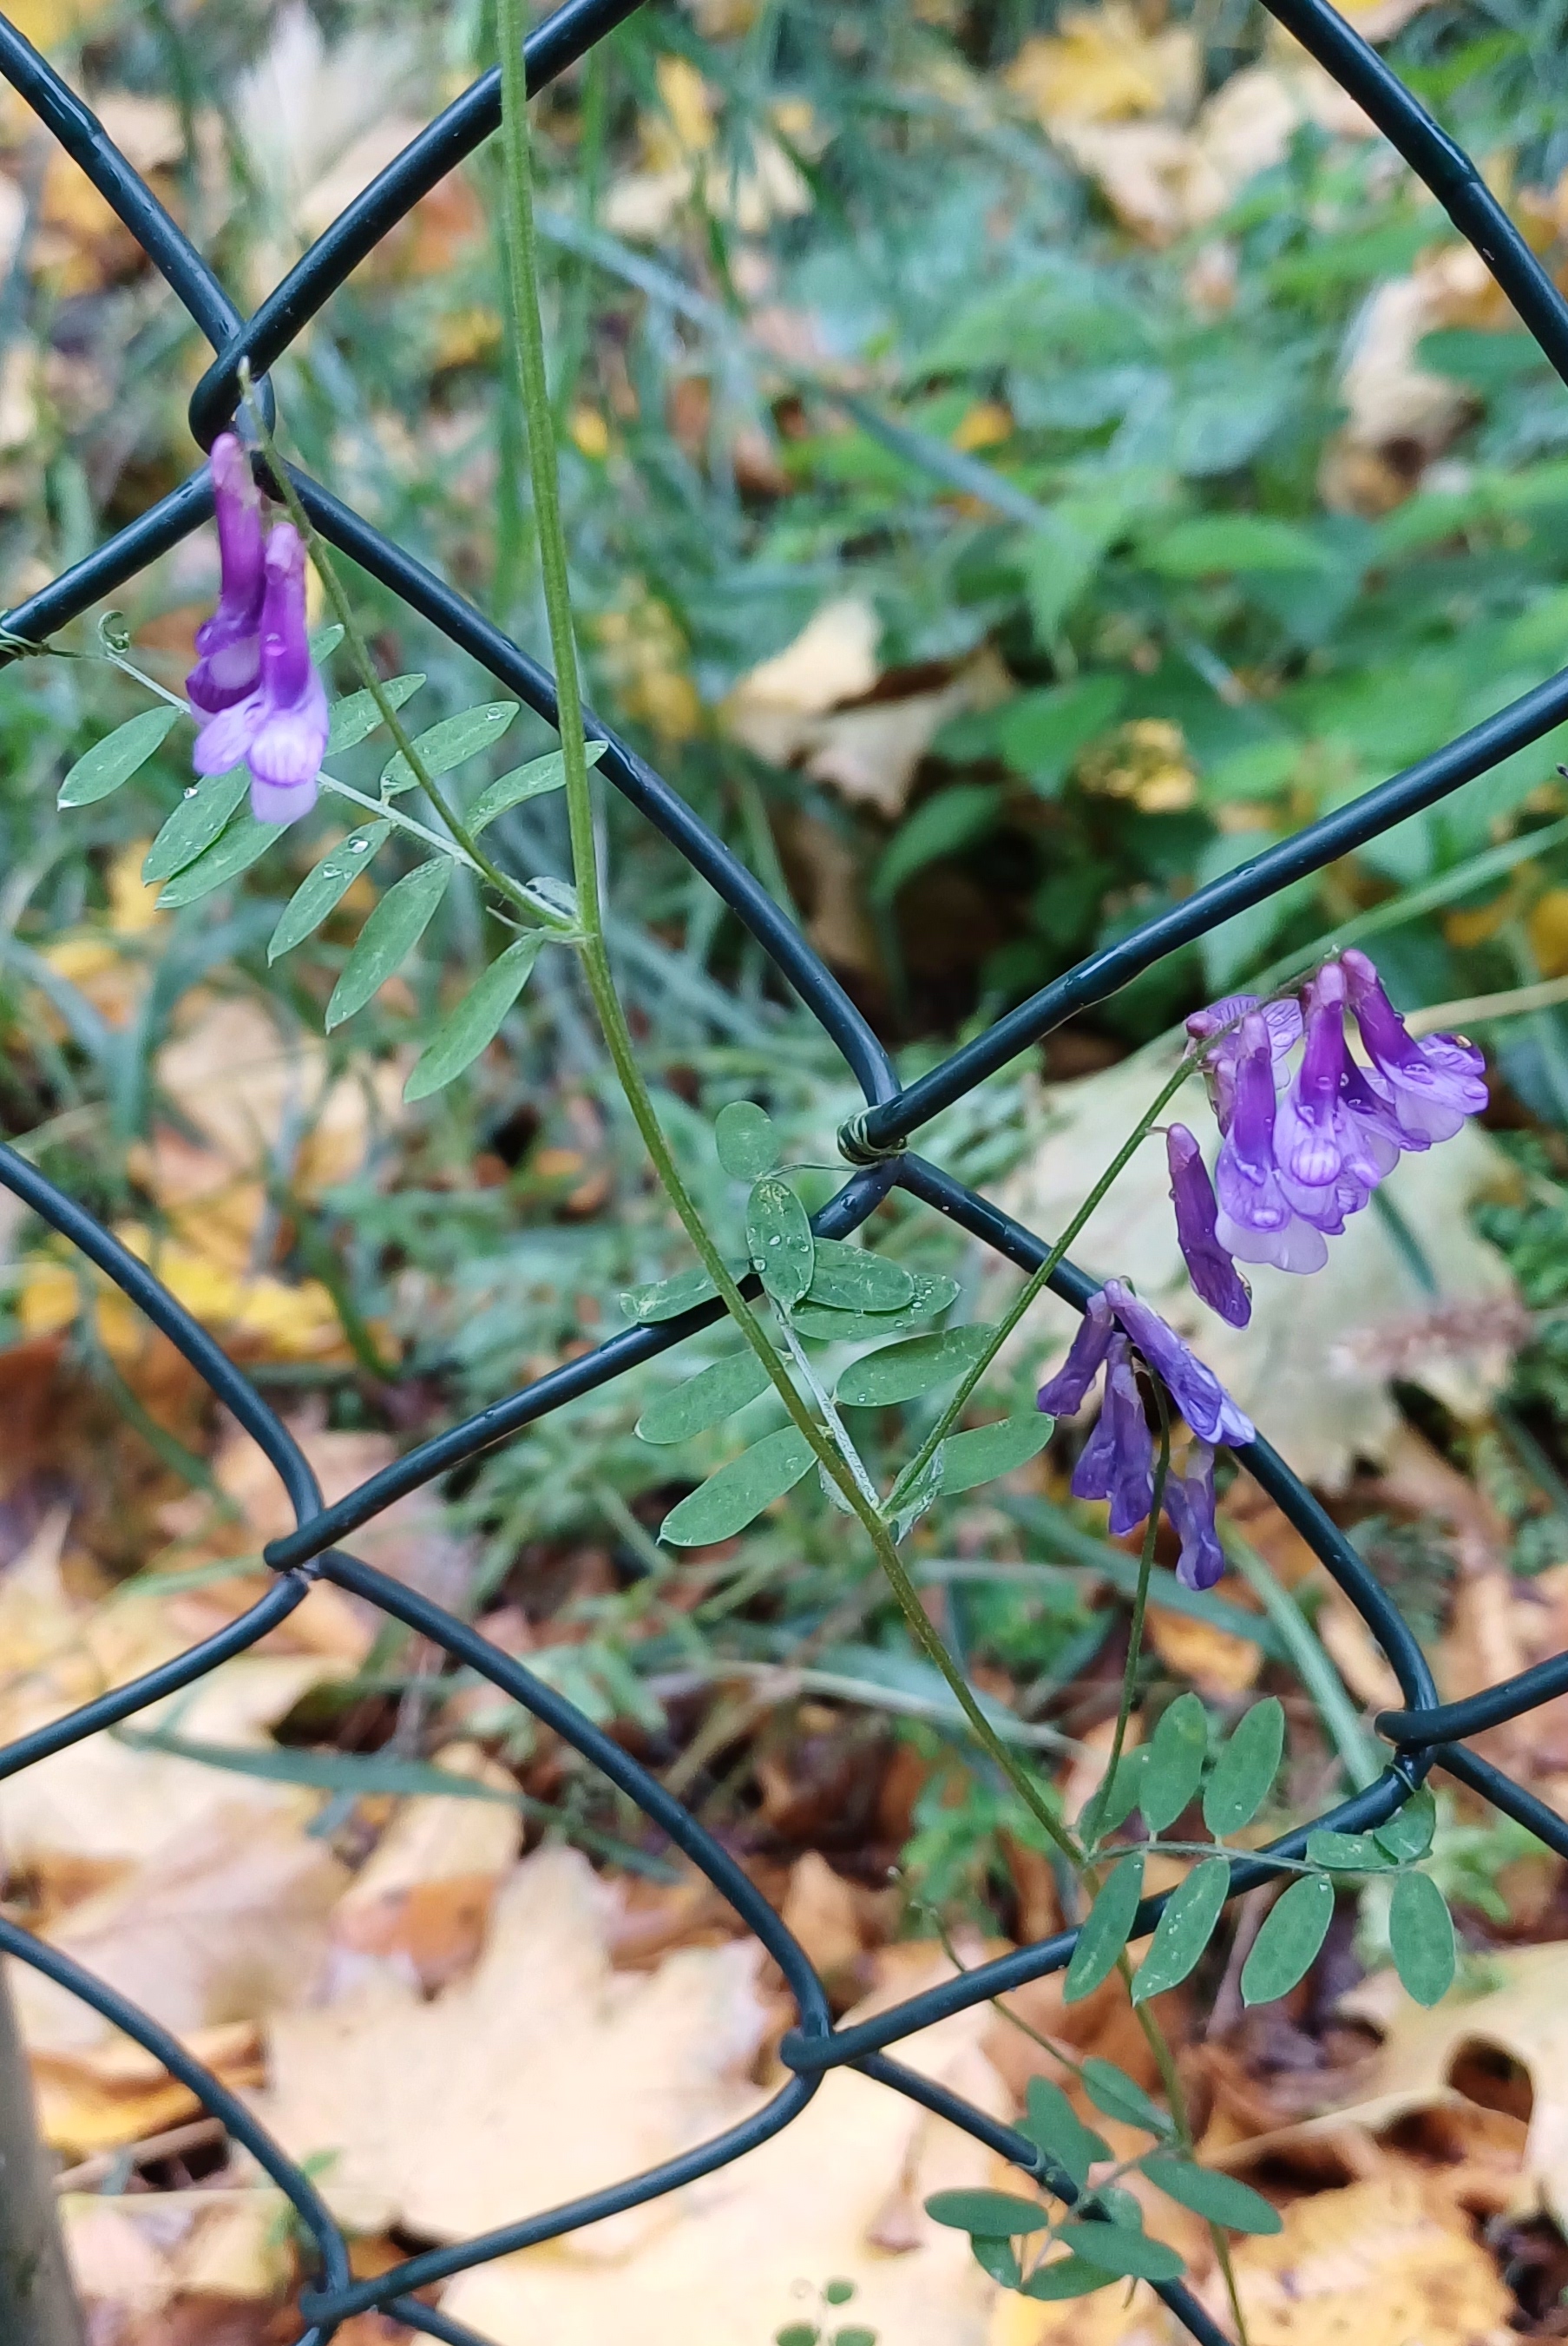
top-left (924, 2191), bottom-right (1050, 2238)
top-left (1389, 1870), bottom-right (1455, 2007)
top-left (268, 822), bottom-right (391, 960)
top-left (1305, 1828), bottom-right (1394, 1873)
top-left (1240, 1874), bottom-right (1335, 2006)
top-left (1079, 2059), bottom-right (1175, 2137)
top-left (746, 1174), bottom-right (815, 1307)
top-left (635, 1350), bottom-right (773, 1445)
top-left (715, 1100), bottom-right (779, 1180)
top-left (1020, 2257), bottom-right (1118, 2302)
top-left (143, 767), bottom-right (250, 882)
top-left (1132, 1856), bottom-right (1230, 2004)
top-left (805, 1238), bottom-right (914, 1313)
top-left (1203, 1698), bottom-right (1284, 1838)
top-left (1138, 1691), bottom-right (1209, 1833)
top-left (325, 857), bottom-right (453, 1028)
top-left (309, 622), bottom-right (345, 661)
top-left (1090, 1747), bottom-right (1148, 1837)
top-left (469, 739), bottom-right (605, 832)
top-left (938, 1413), bottom-right (1053, 1495)
top-left (1065, 1853), bottom-right (1145, 2002)
top-left (381, 700), bottom-right (519, 792)
top-left (791, 1275), bottom-right (955, 1344)
top-left (1054, 2224), bottom-right (1184, 2284)
top-left (835, 1323), bottom-right (995, 1409)
top-left (620, 1264), bottom-right (733, 1323)
top-left (886, 1447), bottom-right (944, 1541)
top-left (58, 706), bottom-right (179, 808)
top-left (156, 812), bottom-right (284, 906)
top-left (1374, 1786), bottom-right (1437, 1863)
top-left (324, 671), bottom-right (425, 756)
top-left (1019, 2076), bottom-right (1110, 2192)
top-left (404, 932), bottom-right (546, 1100)
top-left (970, 2238), bottom-right (1022, 2288)
top-left (1141, 2159), bottom-right (1283, 2236)
top-left (659, 1426), bottom-right (815, 1546)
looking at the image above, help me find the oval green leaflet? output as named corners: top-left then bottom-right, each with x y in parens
top-left (969, 2238), bottom-right (1022, 2288)
top-left (58, 706), bottom-right (179, 808)
top-left (143, 767), bottom-right (251, 884)
top-left (745, 1174), bottom-right (815, 1308)
top-left (1053, 2224), bottom-right (1184, 2283)
top-left (1202, 1696), bottom-right (1283, 1838)
top-left (805, 1238), bottom-right (913, 1313)
top-left (156, 812), bottom-right (285, 907)
top-left (469, 740), bottom-right (604, 833)
top-left (1065, 1853), bottom-right (1145, 2003)
top-left (936, 1413), bottom-right (1053, 1496)
top-left (1240, 1873), bottom-right (1334, 2006)
top-left (924, 2191), bottom-right (1051, 2238)
top-left (620, 1263), bottom-right (738, 1324)
top-left (715, 1100), bottom-right (779, 1181)
top-left (834, 1323), bottom-right (995, 1409)
top-left (1374, 1785), bottom-right (1436, 1863)
top-left (404, 932), bottom-right (547, 1100)
top-left (324, 671), bottom-right (426, 756)
top-left (381, 700), bottom-right (519, 793)
top-left (1131, 1855), bottom-right (1230, 2004)
top-left (1138, 1691), bottom-right (1209, 1834)
top-left (1388, 1869), bottom-right (1454, 2007)
top-left (1019, 2257), bottom-right (1119, 2302)
top-left (1018, 2076), bottom-right (1109, 2192)
top-left (1305, 1828), bottom-right (1393, 1874)
top-left (269, 822), bottom-right (392, 961)
top-left (635, 1350), bottom-right (773, 1445)
top-left (659, 1425), bottom-right (815, 1546)
top-left (1140, 2159), bottom-right (1282, 2236)
top-left (326, 857), bottom-right (453, 1029)
top-left (309, 622), bottom-right (344, 661)
top-left (1090, 1747), bottom-right (1148, 1837)
top-left (1079, 2059), bottom-right (1175, 2137)
top-left (791, 1272), bottom-right (959, 1345)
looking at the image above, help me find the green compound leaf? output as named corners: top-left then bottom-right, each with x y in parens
top-left (1305, 1828), bottom-right (1394, 1874)
top-left (1374, 1786), bottom-right (1437, 1863)
top-left (1138, 1691), bottom-right (1209, 1834)
top-left (746, 1173), bottom-right (815, 1308)
top-left (1389, 1870), bottom-right (1456, 2007)
top-left (143, 767), bottom-right (250, 883)
top-left (659, 1425), bottom-right (815, 1547)
top-left (1079, 2059), bottom-right (1176, 2138)
top-left (715, 1100), bottom-right (779, 1181)
top-left (805, 1237), bottom-right (914, 1313)
top-left (1054, 2223), bottom-right (1184, 2284)
top-left (325, 856), bottom-right (453, 1029)
top-left (924, 2190), bottom-right (1051, 2238)
top-left (60, 706), bottom-right (180, 808)
top-left (1019, 2076), bottom-right (1110, 2192)
top-left (324, 671), bottom-right (426, 756)
top-left (1020, 2257), bottom-right (1119, 2302)
top-left (156, 812), bottom-right (284, 906)
top-left (1240, 1874), bottom-right (1335, 2007)
top-left (381, 700), bottom-right (519, 793)
top-left (1132, 1855), bottom-right (1230, 2005)
top-left (834, 1323), bottom-right (994, 1409)
top-left (403, 932), bottom-right (546, 1100)
top-left (268, 822), bottom-right (391, 960)
top-left (1141, 2158), bottom-right (1283, 2236)
top-left (1203, 1697), bottom-right (1284, 1838)
top-left (636, 1350), bottom-right (773, 1445)
top-left (938, 1412), bottom-right (1053, 1495)
top-left (469, 739), bottom-right (605, 832)
top-left (1065, 1853), bottom-right (1145, 2004)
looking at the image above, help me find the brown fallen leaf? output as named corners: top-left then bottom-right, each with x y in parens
top-left (31, 2020), bottom-right (262, 2157)
top-left (62, 2188), bottom-right (291, 2330)
top-left (332, 1739), bottom-right (522, 1989)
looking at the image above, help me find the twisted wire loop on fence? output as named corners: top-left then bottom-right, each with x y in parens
top-left (0, 0), bottom-right (1560, 2336)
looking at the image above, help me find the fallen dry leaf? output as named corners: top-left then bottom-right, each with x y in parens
top-left (332, 1739), bottom-right (521, 1989)
top-left (721, 597), bottom-right (881, 767)
top-left (1006, 6), bottom-right (1198, 130)
top-left (63, 2188), bottom-right (290, 2326)
top-left (30, 2020), bottom-right (262, 2157)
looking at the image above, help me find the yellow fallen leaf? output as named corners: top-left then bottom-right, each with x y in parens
top-left (33, 2020), bottom-right (262, 2156)
top-left (1006, 6), bottom-right (1197, 128)
top-left (332, 1738), bottom-right (522, 1988)
top-left (721, 598), bottom-right (881, 766)
top-left (5, 0), bottom-right (114, 43)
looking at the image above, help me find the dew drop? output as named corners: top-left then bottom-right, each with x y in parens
top-left (183, 785), bottom-right (198, 798)
top-left (350, 838), bottom-right (369, 851)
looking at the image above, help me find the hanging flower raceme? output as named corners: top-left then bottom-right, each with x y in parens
top-left (1036, 1279), bottom-right (1253, 1589)
top-left (1171, 952), bottom-right (1488, 1326)
top-left (188, 439), bottom-right (327, 825)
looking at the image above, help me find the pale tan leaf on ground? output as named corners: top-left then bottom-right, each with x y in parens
top-left (332, 1739), bottom-right (522, 1988)
top-left (253, 1844), bottom-right (772, 2246)
top-left (1006, 7), bottom-right (1198, 129)
top-left (440, 1947), bottom-right (1008, 2346)
top-left (804, 680), bottom-right (974, 817)
top-left (779, 1850), bottom-right (864, 1980)
top-left (721, 598), bottom-right (881, 766)
top-left (63, 2188), bottom-right (290, 2316)
top-left (30, 2019), bottom-right (261, 2155)
top-left (156, 995), bottom-right (406, 1196)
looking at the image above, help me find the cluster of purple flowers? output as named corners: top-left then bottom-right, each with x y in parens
top-left (187, 435), bottom-right (328, 826)
top-left (1036, 956), bottom-right (1487, 1589)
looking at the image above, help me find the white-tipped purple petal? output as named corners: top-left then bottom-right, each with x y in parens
top-left (193, 693), bottom-right (263, 776)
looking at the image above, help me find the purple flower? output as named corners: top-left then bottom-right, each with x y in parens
top-left (1272, 960), bottom-right (1401, 1200)
top-left (1212, 1011), bottom-right (1329, 1274)
top-left (1342, 947), bottom-right (1488, 1145)
top-left (194, 522), bottom-right (328, 825)
top-left (1102, 1279), bottom-right (1255, 1448)
top-left (1037, 1286), bottom-right (1114, 1416)
top-left (1187, 992), bottom-right (1302, 1134)
top-left (1166, 1124), bottom-right (1250, 1329)
top-left (1165, 1443), bottom-right (1224, 1590)
top-left (1070, 1333), bottom-right (1154, 1536)
top-left (187, 434), bottom-right (266, 717)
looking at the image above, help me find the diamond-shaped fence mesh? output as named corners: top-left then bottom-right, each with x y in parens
top-left (0, 3), bottom-right (1563, 2339)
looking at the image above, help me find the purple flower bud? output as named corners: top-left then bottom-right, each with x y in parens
top-left (1166, 1125), bottom-right (1250, 1328)
top-left (1342, 947), bottom-right (1487, 1144)
top-left (1070, 1333), bottom-right (1155, 1536)
top-left (187, 434), bottom-right (266, 716)
top-left (1165, 1443), bottom-right (1224, 1590)
top-left (194, 522), bottom-right (328, 825)
top-left (1037, 1286), bottom-right (1114, 1417)
top-left (1102, 1278), bottom-right (1255, 1449)
top-left (1213, 1012), bottom-right (1329, 1273)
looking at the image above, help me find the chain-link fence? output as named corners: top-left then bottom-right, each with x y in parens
top-left (0, 2), bottom-right (1563, 2339)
